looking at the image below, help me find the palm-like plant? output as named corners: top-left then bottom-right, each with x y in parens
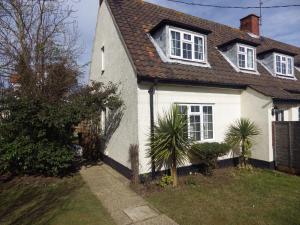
top-left (225, 118), bottom-right (260, 166)
top-left (147, 105), bottom-right (190, 187)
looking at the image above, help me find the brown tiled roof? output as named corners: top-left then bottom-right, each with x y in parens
top-left (106, 0), bottom-right (300, 101)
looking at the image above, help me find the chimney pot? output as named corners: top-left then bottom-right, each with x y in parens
top-left (240, 14), bottom-right (260, 36)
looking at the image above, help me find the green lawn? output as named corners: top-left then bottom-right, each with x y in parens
top-left (144, 168), bottom-right (300, 225)
top-left (0, 174), bottom-right (115, 225)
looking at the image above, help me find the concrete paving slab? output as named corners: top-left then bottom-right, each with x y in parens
top-left (123, 205), bottom-right (158, 222)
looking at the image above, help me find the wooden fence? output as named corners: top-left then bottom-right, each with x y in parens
top-left (273, 122), bottom-right (300, 174)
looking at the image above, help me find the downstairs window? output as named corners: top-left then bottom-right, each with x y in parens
top-left (178, 104), bottom-right (214, 141)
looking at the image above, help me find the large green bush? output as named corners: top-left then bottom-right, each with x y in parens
top-left (0, 137), bottom-right (75, 176)
top-left (190, 142), bottom-right (230, 175)
top-left (0, 82), bottom-right (122, 176)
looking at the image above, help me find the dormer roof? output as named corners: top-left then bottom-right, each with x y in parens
top-left (217, 38), bottom-right (260, 49)
top-left (150, 19), bottom-right (212, 35)
top-left (257, 48), bottom-right (298, 57)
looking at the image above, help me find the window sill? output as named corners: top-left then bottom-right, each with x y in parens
top-left (238, 68), bottom-right (259, 75)
top-left (276, 74), bottom-right (296, 80)
top-left (167, 57), bottom-right (211, 68)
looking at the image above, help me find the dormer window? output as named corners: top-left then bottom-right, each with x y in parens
top-left (217, 39), bottom-right (259, 74)
top-left (258, 49), bottom-right (296, 79)
top-left (275, 53), bottom-right (294, 77)
top-left (237, 44), bottom-right (255, 70)
top-left (169, 28), bottom-right (206, 63)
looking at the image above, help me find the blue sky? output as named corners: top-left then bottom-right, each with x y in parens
top-left (74, 0), bottom-right (300, 83)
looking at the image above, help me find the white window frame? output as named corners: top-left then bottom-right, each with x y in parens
top-left (237, 44), bottom-right (256, 71)
top-left (177, 103), bottom-right (214, 142)
top-left (274, 53), bottom-right (294, 78)
top-left (168, 27), bottom-right (207, 63)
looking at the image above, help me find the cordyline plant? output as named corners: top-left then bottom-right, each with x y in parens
top-left (147, 105), bottom-right (191, 187)
top-left (225, 118), bottom-right (260, 167)
top-left (0, 0), bottom-right (123, 176)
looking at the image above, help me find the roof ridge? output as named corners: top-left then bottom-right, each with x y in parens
top-left (142, 0), bottom-right (244, 33)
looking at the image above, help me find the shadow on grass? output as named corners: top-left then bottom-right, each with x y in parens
top-left (0, 176), bottom-right (83, 225)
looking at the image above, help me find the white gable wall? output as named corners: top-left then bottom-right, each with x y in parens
top-left (89, 1), bottom-right (138, 169)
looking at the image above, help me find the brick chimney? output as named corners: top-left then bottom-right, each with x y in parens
top-left (240, 14), bottom-right (260, 36)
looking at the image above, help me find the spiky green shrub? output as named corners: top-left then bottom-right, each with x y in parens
top-left (147, 105), bottom-right (191, 187)
top-left (225, 118), bottom-right (260, 166)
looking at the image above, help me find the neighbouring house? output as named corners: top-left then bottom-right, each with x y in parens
top-left (89, 0), bottom-right (300, 177)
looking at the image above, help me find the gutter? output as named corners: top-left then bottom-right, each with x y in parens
top-left (138, 76), bottom-right (247, 90)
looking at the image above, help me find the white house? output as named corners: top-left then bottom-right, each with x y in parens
top-left (90, 0), bottom-right (300, 177)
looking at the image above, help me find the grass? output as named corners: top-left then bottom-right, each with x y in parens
top-left (143, 168), bottom-right (300, 225)
top-left (0, 174), bottom-right (115, 225)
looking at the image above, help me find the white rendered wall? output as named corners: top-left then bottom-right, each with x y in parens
top-left (89, 1), bottom-right (138, 169)
top-left (241, 88), bottom-right (273, 162)
top-left (137, 83), bottom-right (242, 174)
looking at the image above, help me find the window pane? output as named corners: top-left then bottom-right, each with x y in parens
top-left (207, 131), bottom-right (213, 139)
top-left (190, 115), bottom-right (201, 141)
top-left (171, 31), bottom-right (181, 56)
top-left (191, 106), bottom-right (200, 112)
top-left (178, 105), bottom-right (187, 114)
top-left (247, 48), bottom-right (254, 69)
top-left (184, 33), bottom-right (191, 40)
top-left (276, 55), bottom-right (281, 73)
top-left (183, 42), bottom-right (192, 59)
top-left (194, 36), bottom-right (203, 60)
top-left (203, 106), bottom-right (213, 140)
top-left (282, 62), bottom-right (286, 74)
top-left (288, 58), bottom-right (293, 75)
top-left (178, 105), bottom-right (189, 139)
top-left (239, 46), bottom-right (245, 52)
top-left (238, 54), bottom-right (246, 68)
top-left (281, 56), bottom-right (287, 74)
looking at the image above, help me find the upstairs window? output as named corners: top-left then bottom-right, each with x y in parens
top-left (275, 54), bottom-right (294, 77)
top-left (237, 44), bottom-right (255, 70)
top-left (170, 28), bottom-right (206, 62)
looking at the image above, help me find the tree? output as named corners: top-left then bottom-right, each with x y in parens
top-left (147, 105), bottom-right (190, 187)
top-left (225, 118), bottom-right (260, 166)
top-left (0, 1), bottom-right (123, 176)
top-left (0, 0), bottom-right (80, 90)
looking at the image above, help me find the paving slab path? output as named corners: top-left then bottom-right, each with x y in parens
top-left (80, 163), bottom-right (179, 225)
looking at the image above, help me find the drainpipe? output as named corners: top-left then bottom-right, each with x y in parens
top-left (148, 83), bottom-right (156, 179)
